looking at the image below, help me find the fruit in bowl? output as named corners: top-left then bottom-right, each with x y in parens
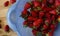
top-left (20, 0), bottom-right (60, 36)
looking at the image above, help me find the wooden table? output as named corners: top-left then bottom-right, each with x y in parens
top-left (0, 0), bottom-right (17, 36)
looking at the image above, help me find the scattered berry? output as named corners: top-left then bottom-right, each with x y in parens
top-left (4, 1), bottom-right (9, 7)
top-left (4, 25), bottom-right (10, 32)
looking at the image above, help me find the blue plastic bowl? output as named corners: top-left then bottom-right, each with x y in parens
top-left (7, 0), bottom-right (60, 36)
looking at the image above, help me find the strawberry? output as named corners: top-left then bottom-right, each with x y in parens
top-left (0, 24), bottom-right (1, 28)
top-left (50, 25), bottom-right (55, 29)
top-left (50, 24), bottom-right (55, 31)
top-left (33, 1), bottom-right (41, 7)
top-left (48, 32), bottom-right (53, 36)
top-left (4, 1), bottom-right (9, 7)
top-left (28, 24), bottom-right (33, 28)
top-left (28, 16), bottom-right (38, 21)
top-left (43, 24), bottom-right (48, 29)
top-left (55, 0), bottom-right (60, 7)
top-left (32, 29), bottom-right (37, 35)
top-left (39, 11), bottom-right (44, 18)
top-left (46, 0), bottom-right (55, 8)
top-left (24, 2), bottom-right (31, 9)
top-left (21, 9), bottom-right (29, 18)
top-left (42, 5), bottom-right (52, 11)
top-left (23, 20), bottom-right (28, 25)
top-left (47, 0), bottom-right (55, 4)
top-left (22, 9), bottom-right (28, 15)
top-left (33, 19), bottom-right (43, 28)
top-left (31, 11), bottom-right (37, 17)
top-left (49, 10), bottom-right (57, 15)
top-left (28, 16), bottom-right (34, 21)
top-left (46, 7), bottom-right (53, 11)
top-left (4, 25), bottom-right (9, 32)
top-left (33, 21), bottom-right (40, 28)
top-left (10, 0), bottom-right (16, 4)
top-left (42, 30), bottom-right (47, 34)
top-left (51, 5), bottom-right (56, 9)
top-left (58, 15), bottom-right (60, 18)
top-left (46, 13), bottom-right (51, 19)
top-left (51, 15), bottom-right (55, 20)
top-left (33, 18), bottom-right (38, 21)
top-left (42, 0), bottom-right (46, 4)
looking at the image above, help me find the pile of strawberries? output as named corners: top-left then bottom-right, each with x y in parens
top-left (21, 0), bottom-right (60, 36)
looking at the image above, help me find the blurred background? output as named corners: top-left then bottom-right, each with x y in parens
top-left (0, 0), bottom-right (17, 36)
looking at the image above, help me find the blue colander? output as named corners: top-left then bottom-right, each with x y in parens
top-left (7, 0), bottom-right (60, 36)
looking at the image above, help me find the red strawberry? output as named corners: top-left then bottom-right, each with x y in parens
top-left (4, 25), bottom-right (9, 32)
top-left (51, 15), bottom-right (55, 20)
top-left (22, 9), bottom-right (28, 15)
top-left (49, 10), bottom-right (57, 15)
top-left (58, 16), bottom-right (60, 18)
top-left (42, 30), bottom-right (47, 34)
top-left (28, 16), bottom-right (34, 21)
top-left (24, 2), bottom-right (31, 9)
top-left (50, 24), bottom-right (55, 29)
top-left (47, 0), bottom-right (55, 4)
top-left (55, 22), bottom-right (58, 25)
top-left (46, 0), bottom-right (55, 7)
top-left (4, 1), bottom-right (9, 7)
top-left (48, 32), bottom-right (53, 36)
top-left (28, 24), bottom-right (33, 28)
top-left (55, 0), bottom-right (60, 7)
top-left (42, 0), bottom-right (46, 4)
top-left (46, 7), bottom-right (53, 11)
top-left (39, 11), bottom-right (44, 18)
top-left (28, 16), bottom-right (38, 21)
top-left (33, 18), bottom-right (38, 21)
top-left (33, 19), bottom-right (43, 28)
top-left (31, 11), bottom-right (37, 17)
top-left (42, 6), bottom-right (52, 11)
top-left (10, 0), bottom-right (16, 4)
top-left (33, 1), bottom-right (41, 7)
top-left (33, 21), bottom-right (40, 28)
top-left (46, 13), bottom-right (51, 19)
top-left (50, 24), bottom-right (55, 31)
top-left (43, 24), bottom-right (48, 29)
top-left (0, 24), bottom-right (1, 28)
top-left (32, 29), bottom-right (37, 35)
top-left (52, 5), bottom-right (56, 9)
top-left (23, 20), bottom-right (28, 25)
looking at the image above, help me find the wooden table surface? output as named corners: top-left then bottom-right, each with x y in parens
top-left (0, 0), bottom-right (17, 36)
